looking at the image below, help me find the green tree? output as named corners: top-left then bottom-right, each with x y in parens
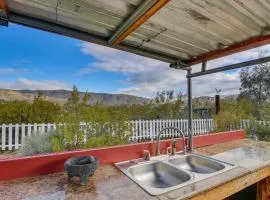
top-left (0, 93), bottom-right (62, 124)
top-left (53, 85), bottom-right (88, 150)
top-left (30, 94), bottom-right (62, 123)
top-left (51, 85), bottom-right (130, 151)
top-left (0, 101), bottom-right (31, 124)
top-left (154, 90), bottom-right (184, 119)
top-left (239, 51), bottom-right (270, 119)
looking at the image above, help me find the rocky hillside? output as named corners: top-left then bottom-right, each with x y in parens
top-left (0, 89), bottom-right (148, 105)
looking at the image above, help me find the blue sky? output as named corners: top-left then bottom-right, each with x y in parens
top-left (0, 23), bottom-right (269, 97)
top-left (0, 23), bottom-right (127, 93)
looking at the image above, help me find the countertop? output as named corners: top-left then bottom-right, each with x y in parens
top-left (0, 139), bottom-right (269, 200)
top-left (159, 139), bottom-right (270, 200)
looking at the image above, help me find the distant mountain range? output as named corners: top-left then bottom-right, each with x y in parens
top-left (0, 89), bottom-right (240, 106)
top-left (0, 89), bottom-right (148, 105)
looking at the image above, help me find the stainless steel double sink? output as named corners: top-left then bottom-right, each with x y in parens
top-left (115, 153), bottom-right (236, 195)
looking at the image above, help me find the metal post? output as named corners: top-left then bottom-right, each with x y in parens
top-left (187, 69), bottom-right (193, 152)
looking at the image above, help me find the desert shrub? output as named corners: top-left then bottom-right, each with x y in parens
top-left (50, 86), bottom-right (131, 152)
top-left (85, 121), bottom-right (130, 148)
top-left (50, 124), bottom-right (85, 151)
top-left (50, 121), bottom-right (131, 151)
top-left (214, 99), bottom-right (253, 132)
top-left (246, 121), bottom-right (270, 141)
top-left (20, 131), bottom-right (55, 156)
top-left (261, 103), bottom-right (270, 121)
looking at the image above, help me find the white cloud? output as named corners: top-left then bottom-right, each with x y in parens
top-left (79, 43), bottom-right (164, 74)
top-left (79, 43), bottom-right (269, 97)
top-left (0, 68), bottom-right (28, 75)
top-left (0, 78), bottom-right (72, 90)
top-left (193, 72), bottom-right (241, 96)
top-left (117, 70), bottom-right (241, 97)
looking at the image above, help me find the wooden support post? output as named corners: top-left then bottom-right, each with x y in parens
top-left (257, 177), bottom-right (270, 200)
top-left (215, 95), bottom-right (220, 115)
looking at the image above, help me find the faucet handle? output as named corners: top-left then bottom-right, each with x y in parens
top-left (172, 139), bottom-right (177, 155)
top-left (166, 146), bottom-right (172, 157)
top-left (173, 138), bottom-right (177, 148)
top-left (143, 150), bottom-right (151, 161)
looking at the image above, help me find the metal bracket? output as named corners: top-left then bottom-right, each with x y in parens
top-left (169, 60), bottom-right (191, 70)
top-left (0, 14), bottom-right (8, 26)
top-left (201, 60), bottom-right (207, 72)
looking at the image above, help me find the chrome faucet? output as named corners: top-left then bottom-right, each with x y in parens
top-left (156, 127), bottom-right (187, 156)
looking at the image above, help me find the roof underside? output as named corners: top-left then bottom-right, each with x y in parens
top-left (5, 0), bottom-right (270, 66)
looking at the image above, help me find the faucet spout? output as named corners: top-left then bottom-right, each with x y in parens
top-left (156, 127), bottom-right (187, 156)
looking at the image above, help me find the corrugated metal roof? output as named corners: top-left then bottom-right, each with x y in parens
top-left (5, 0), bottom-right (270, 65)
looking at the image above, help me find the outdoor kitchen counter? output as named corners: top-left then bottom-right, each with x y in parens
top-left (159, 139), bottom-right (270, 200)
top-left (0, 139), bottom-right (270, 200)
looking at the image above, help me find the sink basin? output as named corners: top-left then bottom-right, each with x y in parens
top-left (128, 162), bottom-right (191, 189)
top-left (169, 154), bottom-right (225, 174)
top-left (115, 154), bottom-right (235, 195)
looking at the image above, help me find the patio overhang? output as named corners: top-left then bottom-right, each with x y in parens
top-left (4, 0), bottom-right (270, 67)
top-left (3, 0), bottom-right (270, 151)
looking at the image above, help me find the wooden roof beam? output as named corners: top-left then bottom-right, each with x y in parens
top-left (186, 35), bottom-right (270, 66)
top-left (0, 0), bottom-right (8, 17)
top-left (109, 0), bottom-right (171, 46)
top-left (0, 0), bottom-right (8, 26)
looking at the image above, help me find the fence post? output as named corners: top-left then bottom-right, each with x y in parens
top-left (163, 119), bottom-right (167, 137)
top-left (27, 123), bottom-right (32, 136)
top-left (21, 123), bottom-right (25, 147)
top-left (41, 123), bottom-right (45, 133)
top-left (138, 120), bottom-right (142, 140)
top-left (202, 119), bottom-right (205, 134)
top-left (8, 124), bottom-right (12, 150)
top-left (199, 119), bottom-right (202, 134)
top-left (207, 119), bottom-right (211, 132)
top-left (33, 123), bottom-right (37, 134)
top-left (149, 120), bottom-right (153, 141)
top-left (1, 124), bottom-right (6, 150)
top-left (135, 120), bottom-right (139, 141)
top-left (153, 120), bottom-right (156, 139)
top-left (130, 121), bottom-right (134, 141)
top-left (193, 120), bottom-right (196, 135)
top-left (47, 123), bottom-right (51, 132)
top-left (210, 119), bottom-right (213, 131)
top-left (15, 124), bottom-right (19, 150)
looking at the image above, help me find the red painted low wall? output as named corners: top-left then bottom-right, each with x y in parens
top-left (0, 130), bottom-right (245, 181)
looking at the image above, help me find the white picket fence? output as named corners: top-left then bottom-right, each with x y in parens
top-left (129, 119), bottom-right (214, 141)
top-left (240, 120), bottom-right (270, 128)
top-left (1, 119), bottom-right (213, 150)
top-left (0, 123), bottom-right (57, 150)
